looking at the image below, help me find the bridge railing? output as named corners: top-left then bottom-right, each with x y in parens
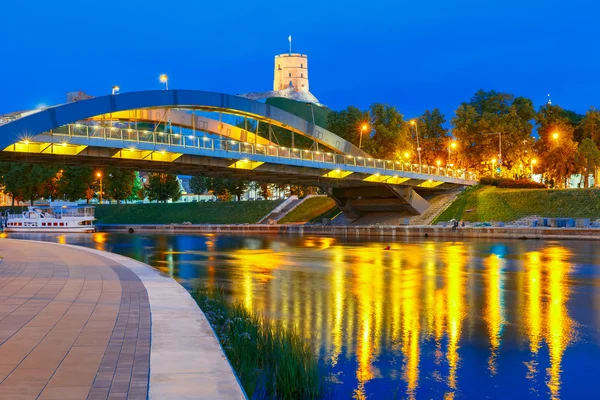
top-left (48, 124), bottom-right (477, 182)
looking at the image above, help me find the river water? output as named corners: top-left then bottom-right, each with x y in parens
top-left (4, 232), bottom-right (600, 399)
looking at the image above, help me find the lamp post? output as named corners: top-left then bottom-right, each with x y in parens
top-left (488, 132), bottom-right (502, 164)
top-left (112, 86), bottom-right (120, 95)
top-left (410, 120), bottom-right (422, 172)
top-left (448, 140), bottom-right (457, 166)
top-left (359, 124), bottom-right (367, 149)
top-left (531, 158), bottom-right (537, 180)
top-left (159, 74), bottom-right (169, 90)
top-left (491, 158), bottom-right (497, 177)
top-left (436, 159), bottom-right (441, 174)
top-left (96, 172), bottom-right (103, 204)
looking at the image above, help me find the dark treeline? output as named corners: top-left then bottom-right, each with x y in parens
top-left (325, 89), bottom-right (600, 188)
top-left (0, 163), bottom-right (181, 205)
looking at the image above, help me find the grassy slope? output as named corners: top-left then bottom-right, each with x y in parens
top-left (92, 201), bottom-right (280, 224)
top-left (435, 186), bottom-right (600, 223)
top-left (278, 197), bottom-right (336, 224)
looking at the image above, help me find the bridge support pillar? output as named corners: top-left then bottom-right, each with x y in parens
top-left (326, 185), bottom-right (430, 224)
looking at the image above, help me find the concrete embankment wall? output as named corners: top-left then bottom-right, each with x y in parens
top-left (98, 224), bottom-right (600, 241)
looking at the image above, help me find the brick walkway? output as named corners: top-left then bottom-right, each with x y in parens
top-left (0, 241), bottom-right (150, 400)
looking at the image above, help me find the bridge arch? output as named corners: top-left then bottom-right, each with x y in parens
top-left (0, 90), bottom-right (369, 157)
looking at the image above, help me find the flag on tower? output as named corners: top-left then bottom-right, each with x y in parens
top-left (288, 35), bottom-right (292, 53)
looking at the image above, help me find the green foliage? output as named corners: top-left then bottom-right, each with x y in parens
top-left (146, 173), bottom-right (182, 203)
top-left (451, 89), bottom-right (535, 174)
top-left (213, 178), bottom-right (249, 201)
top-left (417, 108), bottom-right (449, 165)
top-left (365, 103), bottom-right (412, 160)
top-left (435, 185), bottom-right (600, 222)
top-left (189, 175), bottom-right (212, 195)
top-left (480, 176), bottom-right (547, 189)
top-left (0, 162), bottom-right (58, 205)
top-left (326, 106), bottom-right (369, 145)
top-left (104, 168), bottom-right (136, 203)
top-left (578, 107), bottom-right (600, 144)
top-left (193, 287), bottom-right (323, 399)
top-left (265, 97), bottom-right (330, 127)
top-left (94, 200), bottom-right (281, 224)
top-left (278, 196), bottom-right (336, 224)
top-left (575, 138), bottom-right (600, 188)
top-left (59, 166), bottom-right (95, 202)
top-left (127, 172), bottom-right (145, 201)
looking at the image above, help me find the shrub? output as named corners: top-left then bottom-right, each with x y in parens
top-left (480, 176), bottom-right (502, 186)
top-left (193, 287), bottom-right (324, 399)
top-left (497, 179), bottom-right (547, 189)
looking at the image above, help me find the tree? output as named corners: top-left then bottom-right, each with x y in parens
top-left (58, 166), bottom-right (94, 202)
top-left (364, 104), bottom-right (412, 160)
top-left (536, 104), bottom-right (578, 186)
top-left (146, 173), bottom-right (182, 203)
top-left (127, 172), bottom-right (145, 202)
top-left (416, 108), bottom-right (448, 165)
top-left (189, 175), bottom-right (212, 195)
top-left (326, 106), bottom-right (370, 146)
top-left (575, 138), bottom-right (600, 188)
top-left (257, 182), bottom-right (272, 199)
top-left (0, 163), bottom-right (58, 205)
top-left (452, 90), bottom-right (536, 175)
top-left (213, 178), bottom-right (249, 201)
top-left (578, 108), bottom-right (600, 145)
top-left (104, 168), bottom-right (136, 203)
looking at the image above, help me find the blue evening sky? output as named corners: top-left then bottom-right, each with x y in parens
top-left (1, 0), bottom-right (598, 121)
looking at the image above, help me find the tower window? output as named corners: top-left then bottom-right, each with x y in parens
top-left (278, 64), bottom-right (281, 70)
top-left (301, 73), bottom-right (303, 78)
top-left (289, 72), bottom-right (292, 77)
top-left (301, 63), bottom-right (303, 68)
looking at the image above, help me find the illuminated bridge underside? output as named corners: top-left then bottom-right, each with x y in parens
top-left (88, 109), bottom-right (275, 147)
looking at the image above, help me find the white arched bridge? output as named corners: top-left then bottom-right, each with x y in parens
top-left (0, 90), bottom-right (477, 220)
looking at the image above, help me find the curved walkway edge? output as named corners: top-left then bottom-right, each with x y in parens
top-left (0, 238), bottom-right (245, 400)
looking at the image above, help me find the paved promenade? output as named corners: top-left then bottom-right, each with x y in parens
top-left (0, 239), bottom-right (245, 400)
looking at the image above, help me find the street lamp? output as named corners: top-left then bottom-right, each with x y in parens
top-left (112, 85), bottom-right (120, 95)
top-left (491, 158), bottom-right (497, 177)
top-left (410, 120), bottom-right (422, 172)
top-left (96, 172), bottom-right (103, 204)
top-left (436, 159), bottom-right (441, 173)
top-left (359, 124), bottom-right (368, 149)
top-left (552, 131), bottom-right (559, 140)
top-left (531, 158), bottom-right (537, 180)
top-left (159, 74), bottom-right (169, 90)
top-left (448, 140), bottom-right (457, 165)
top-left (488, 132), bottom-right (502, 164)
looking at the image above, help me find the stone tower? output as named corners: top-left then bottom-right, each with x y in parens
top-left (273, 53), bottom-right (309, 93)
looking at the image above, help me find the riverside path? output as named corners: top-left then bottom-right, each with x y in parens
top-left (0, 239), bottom-right (244, 400)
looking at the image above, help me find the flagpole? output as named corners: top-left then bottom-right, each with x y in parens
top-left (289, 35), bottom-right (292, 54)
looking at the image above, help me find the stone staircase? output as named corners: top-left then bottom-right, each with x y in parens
top-left (257, 196), bottom-right (300, 224)
top-left (409, 189), bottom-right (463, 225)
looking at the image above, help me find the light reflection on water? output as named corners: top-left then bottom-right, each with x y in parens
top-left (4, 232), bottom-right (600, 399)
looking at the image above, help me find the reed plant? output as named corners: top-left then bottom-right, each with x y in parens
top-left (193, 287), bottom-right (324, 399)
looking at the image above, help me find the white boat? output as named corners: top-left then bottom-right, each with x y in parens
top-left (3, 202), bottom-right (95, 233)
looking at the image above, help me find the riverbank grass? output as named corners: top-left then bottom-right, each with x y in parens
top-left (279, 196), bottom-right (336, 224)
top-left (435, 185), bottom-right (600, 222)
top-left (193, 288), bottom-right (323, 399)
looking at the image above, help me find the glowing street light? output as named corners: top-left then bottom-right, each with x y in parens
top-left (531, 158), bottom-right (537, 180)
top-left (112, 85), bottom-right (120, 95)
top-left (358, 124), bottom-right (368, 149)
top-left (552, 131), bottom-right (559, 140)
top-left (96, 172), bottom-right (103, 204)
top-left (159, 74), bottom-right (169, 90)
top-left (448, 140), bottom-right (457, 165)
top-left (404, 151), bottom-right (410, 160)
top-left (410, 119), bottom-right (422, 172)
top-left (491, 158), bottom-right (497, 177)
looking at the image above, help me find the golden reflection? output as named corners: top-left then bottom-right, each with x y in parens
top-left (445, 244), bottom-right (466, 392)
top-left (484, 254), bottom-right (506, 375)
top-left (211, 239), bottom-right (578, 399)
top-left (545, 247), bottom-right (573, 400)
top-left (93, 232), bottom-right (107, 251)
top-left (330, 247), bottom-right (345, 367)
top-left (57, 234), bottom-right (66, 245)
